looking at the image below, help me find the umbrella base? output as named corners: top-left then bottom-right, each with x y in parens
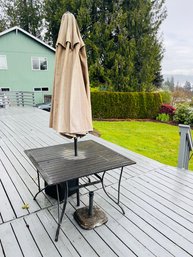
top-left (74, 206), bottom-right (108, 229)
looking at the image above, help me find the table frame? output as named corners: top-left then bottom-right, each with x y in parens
top-left (25, 140), bottom-right (136, 241)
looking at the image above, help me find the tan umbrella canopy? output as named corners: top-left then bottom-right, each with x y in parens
top-left (50, 12), bottom-right (93, 147)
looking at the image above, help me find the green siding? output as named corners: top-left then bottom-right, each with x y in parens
top-left (0, 29), bottom-right (55, 103)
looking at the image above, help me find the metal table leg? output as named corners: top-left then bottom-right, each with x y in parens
top-left (55, 182), bottom-right (68, 242)
top-left (37, 170), bottom-right (40, 192)
top-left (33, 184), bottom-right (49, 200)
top-left (102, 167), bottom-right (125, 214)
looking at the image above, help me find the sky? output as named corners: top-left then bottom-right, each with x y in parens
top-left (161, 0), bottom-right (193, 84)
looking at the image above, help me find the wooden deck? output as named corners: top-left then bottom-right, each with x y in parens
top-left (0, 106), bottom-right (193, 257)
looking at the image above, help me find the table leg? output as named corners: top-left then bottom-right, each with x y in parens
top-left (102, 167), bottom-right (125, 214)
top-left (77, 188), bottom-right (80, 206)
top-left (55, 182), bottom-right (68, 242)
top-left (37, 170), bottom-right (40, 192)
top-left (33, 184), bottom-right (49, 200)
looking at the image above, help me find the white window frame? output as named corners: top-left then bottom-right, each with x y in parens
top-left (0, 55), bottom-right (8, 70)
top-left (31, 57), bottom-right (48, 71)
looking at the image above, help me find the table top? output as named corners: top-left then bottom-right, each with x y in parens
top-left (25, 140), bottom-right (136, 185)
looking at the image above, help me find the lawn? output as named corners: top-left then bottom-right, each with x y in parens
top-left (93, 120), bottom-right (193, 171)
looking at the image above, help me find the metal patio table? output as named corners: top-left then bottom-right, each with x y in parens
top-left (25, 140), bottom-right (136, 241)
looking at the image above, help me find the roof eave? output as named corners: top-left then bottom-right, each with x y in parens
top-left (0, 26), bottom-right (56, 52)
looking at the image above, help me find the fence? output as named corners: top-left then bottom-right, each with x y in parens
top-left (178, 124), bottom-right (193, 169)
top-left (0, 91), bottom-right (35, 107)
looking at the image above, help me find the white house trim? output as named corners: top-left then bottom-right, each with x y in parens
top-left (0, 26), bottom-right (56, 52)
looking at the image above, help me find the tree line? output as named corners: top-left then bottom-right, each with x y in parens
top-left (0, 0), bottom-right (166, 92)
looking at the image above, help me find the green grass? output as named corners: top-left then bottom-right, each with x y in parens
top-left (93, 121), bottom-right (193, 171)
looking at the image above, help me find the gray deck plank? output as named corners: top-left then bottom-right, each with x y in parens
top-left (156, 168), bottom-right (193, 189)
top-left (104, 186), bottom-right (192, 257)
top-left (71, 194), bottom-right (157, 257)
top-left (0, 160), bottom-right (28, 218)
top-left (24, 213), bottom-right (62, 257)
top-left (11, 218), bottom-right (42, 257)
top-left (124, 179), bottom-right (193, 232)
top-left (37, 209), bottom-right (80, 257)
top-left (0, 146), bottom-right (42, 213)
top-left (131, 175), bottom-right (193, 224)
top-left (49, 207), bottom-right (99, 257)
top-left (0, 222), bottom-right (23, 257)
top-left (0, 240), bottom-right (5, 257)
top-left (1, 141), bottom-right (53, 209)
top-left (140, 173), bottom-right (193, 212)
top-left (66, 202), bottom-right (119, 257)
top-left (1, 106), bottom-right (193, 257)
top-left (150, 172), bottom-right (193, 201)
top-left (0, 180), bottom-right (16, 222)
top-left (94, 190), bottom-right (183, 257)
top-left (0, 121), bottom-right (15, 138)
top-left (119, 182), bottom-right (193, 245)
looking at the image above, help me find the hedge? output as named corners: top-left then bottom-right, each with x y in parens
top-left (91, 91), bottom-right (164, 119)
top-left (159, 91), bottom-right (171, 104)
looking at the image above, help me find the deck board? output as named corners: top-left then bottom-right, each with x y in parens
top-left (0, 222), bottom-right (24, 257)
top-left (1, 106), bottom-right (193, 256)
top-left (0, 180), bottom-right (16, 223)
top-left (11, 218), bottom-right (42, 257)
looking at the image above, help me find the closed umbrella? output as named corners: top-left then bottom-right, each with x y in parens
top-left (49, 12), bottom-right (103, 232)
top-left (49, 12), bottom-right (93, 154)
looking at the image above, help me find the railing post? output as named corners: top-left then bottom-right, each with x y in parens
top-left (21, 92), bottom-right (24, 106)
top-left (16, 92), bottom-right (19, 106)
top-left (32, 92), bottom-right (35, 106)
top-left (178, 124), bottom-right (193, 169)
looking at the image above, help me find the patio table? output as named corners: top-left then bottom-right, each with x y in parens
top-left (25, 140), bottom-right (136, 241)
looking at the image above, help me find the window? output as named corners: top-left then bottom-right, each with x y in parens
top-left (32, 57), bottom-right (48, 71)
top-left (0, 87), bottom-right (10, 92)
top-left (0, 55), bottom-right (8, 70)
top-left (42, 87), bottom-right (49, 91)
top-left (33, 87), bottom-right (49, 92)
top-left (34, 88), bottom-right (42, 91)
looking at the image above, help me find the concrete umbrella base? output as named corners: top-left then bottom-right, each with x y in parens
top-left (74, 206), bottom-right (108, 229)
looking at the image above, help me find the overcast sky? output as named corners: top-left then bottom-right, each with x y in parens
top-left (161, 0), bottom-right (193, 83)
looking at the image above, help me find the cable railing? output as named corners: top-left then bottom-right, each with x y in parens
top-left (178, 124), bottom-right (193, 170)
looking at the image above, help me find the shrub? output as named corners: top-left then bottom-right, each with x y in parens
top-left (91, 92), bottom-right (162, 119)
top-left (160, 91), bottom-right (172, 104)
top-left (173, 104), bottom-right (193, 125)
top-left (156, 113), bottom-right (170, 122)
top-left (159, 104), bottom-right (176, 116)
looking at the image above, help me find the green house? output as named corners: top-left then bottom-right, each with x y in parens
top-left (0, 26), bottom-right (55, 103)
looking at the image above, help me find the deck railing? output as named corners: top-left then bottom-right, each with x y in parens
top-left (178, 124), bottom-right (193, 169)
top-left (0, 91), bottom-right (35, 107)
top-left (0, 92), bottom-right (9, 106)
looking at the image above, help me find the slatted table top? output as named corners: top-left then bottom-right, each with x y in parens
top-left (25, 140), bottom-right (136, 185)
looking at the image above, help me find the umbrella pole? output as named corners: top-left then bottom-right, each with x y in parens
top-left (74, 137), bottom-right (78, 156)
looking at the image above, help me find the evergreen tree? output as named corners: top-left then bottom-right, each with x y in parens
top-left (184, 81), bottom-right (192, 91)
top-left (0, 0), bottom-right (44, 37)
top-left (44, 0), bottom-right (81, 46)
top-left (1, 0), bottom-right (166, 92)
top-left (163, 76), bottom-right (175, 92)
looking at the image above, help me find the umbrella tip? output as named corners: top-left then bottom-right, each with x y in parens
top-left (65, 11), bottom-right (73, 15)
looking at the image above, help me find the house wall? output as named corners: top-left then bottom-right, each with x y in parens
top-left (0, 29), bottom-right (55, 103)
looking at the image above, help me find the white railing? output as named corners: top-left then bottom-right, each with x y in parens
top-left (178, 124), bottom-right (193, 169)
top-left (0, 91), bottom-right (35, 107)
